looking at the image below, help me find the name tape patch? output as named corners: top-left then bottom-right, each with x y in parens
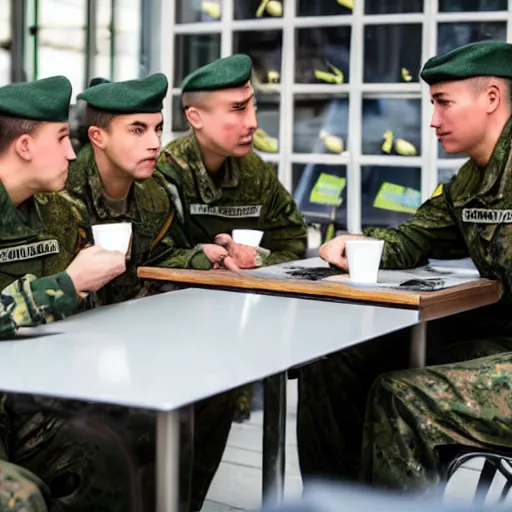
top-left (462, 208), bottom-right (512, 224)
top-left (190, 204), bottom-right (262, 218)
top-left (0, 239), bottom-right (60, 264)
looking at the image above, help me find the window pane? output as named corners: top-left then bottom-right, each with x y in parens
top-left (293, 96), bottom-right (349, 154)
top-left (172, 95), bottom-right (188, 133)
top-left (96, 0), bottom-right (113, 80)
top-left (438, 168), bottom-right (459, 184)
top-left (235, 0), bottom-right (283, 20)
top-left (233, 30), bottom-right (282, 85)
top-left (437, 22), bottom-right (506, 55)
top-left (297, 0), bottom-right (352, 17)
top-left (292, 164), bottom-right (347, 226)
top-left (439, 0), bottom-right (507, 12)
top-left (176, 0), bottom-right (221, 23)
top-left (364, 25), bottom-right (422, 83)
top-left (362, 98), bottom-right (421, 156)
top-left (0, 1), bottom-right (10, 85)
top-left (362, 166), bottom-right (421, 227)
top-left (296, 27), bottom-right (351, 84)
top-left (112, 0), bottom-right (142, 81)
top-left (254, 94), bottom-right (280, 154)
top-left (365, 0), bottom-right (423, 14)
top-left (38, 0), bottom-right (85, 97)
top-left (174, 34), bottom-right (220, 88)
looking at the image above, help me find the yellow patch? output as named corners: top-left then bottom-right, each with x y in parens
top-left (431, 183), bottom-right (443, 199)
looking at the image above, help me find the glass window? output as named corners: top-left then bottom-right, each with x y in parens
top-left (235, 0), bottom-right (283, 20)
top-left (437, 22), bottom-right (506, 55)
top-left (233, 30), bottom-right (282, 86)
top-left (96, 0), bottom-right (113, 80)
top-left (174, 34), bottom-right (220, 88)
top-left (38, 0), bottom-right (86, 97)
top-left (109, 0), bottom-right (142, 82)
top-left (254, 94), bottom-right (280, 154)
top-left (0, 1), bottom-right (10, 85)
top-left (438, 0), bottom-right (507, 12)
top-left (176, 0), bottom-right (221, 23)
top-left (361, 166), bottom-right (422, 227)
top-left (438, 168), bottom-right (460, 184)
top-left (364, 25), bottom-right (422, 83)
top-left (172, 95), bottom-right (188, 133)
top-left (295, 27), bottom-right (351, 84)
top-left (297, 0), bottom-right (352, 17)
top-left (293, 95), bottom-right (349, 154)
top-left (292, 164), bottom-right (347, 226)
top-left (365, 0), bottom-right (423, 14)
top-left (362, 98), bottom-right (421, 156)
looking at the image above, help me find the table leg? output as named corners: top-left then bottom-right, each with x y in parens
top-left (156, 410), bottom-right (180, 512)
top-left (262, 372), bottom-right (287, 505)
top-left (410, 322), bottom-right (427, 369)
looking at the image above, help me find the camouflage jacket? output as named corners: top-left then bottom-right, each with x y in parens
top-left (0, 179), bottom-right (85, 332)
top-left (158, 132), bottom-right (308, 266)
top-left (66, 144), bottom-right (211, 305)
top-left (0, 274), bottom-right (80, 336)
top-left (365, 116), bottom-right (512, 308)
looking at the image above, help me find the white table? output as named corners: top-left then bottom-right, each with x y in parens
top-left (1, 289), bottom-right (420, 511)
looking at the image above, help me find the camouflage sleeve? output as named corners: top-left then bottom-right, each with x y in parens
top-left (0, 272), bottom-right (80, 334)
top-left (363, 183), bottom-right (467, 269)
top-left (259, 163), bottom-right (308, 265)
top-left (145, 236), bottom-right (214, 271)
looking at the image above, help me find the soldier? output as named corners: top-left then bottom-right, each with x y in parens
top-left (301, 41), bottom-right (512, 491)
top-left (157, 53), bottom-right (308, 269)
top-left (65, 74), bottom-right (238, 510)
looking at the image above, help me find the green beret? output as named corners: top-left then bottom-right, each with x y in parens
top-left (0, 75), bottom-right (72, 122)
top-left (78, 73), bottom-right (168, 114)
top-left (181, 54), bottom-right (252, 93)
top-left (88, 77), bottom-right (110, 88)
top-left (421, 41), bottom-right (512, 85)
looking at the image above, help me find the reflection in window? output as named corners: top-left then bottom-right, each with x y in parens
top-left (176, 0), bottom-right (221, 23)
top-left (38, 0), bottom-right (85, 97)
top-left (437, 22), bottom-right (506, 55)
top-left (365, 0), bottom-right (423, 14)
top-left (438, 0), bottom-right (507, 12)
top-left (295, 27), bottom-right (351, 84)
top-left (293, 96), bottom-right (349, 154)
top-left (234, 0), bottom-right (283, 20)
top-left (292, 164), bottom-right (347, 226)
top-left (362, 99), bottom-right (421, 156)
top-left (364, 25), bottom-right (422, 83)
top-left (0, 1), bottom-right (10, 85)
top-left (174, 34), bottom-right (220, 88)
top-left (297, 0), bottom-right (352, 17)
top-left (253, 94), bottom-right (280, 154)
top-left (233, 30), bottom-right (282, 86)
top-left (438, 168), bottom-right (459, 184)
top-left (362, 166), bottom-right (421, 227)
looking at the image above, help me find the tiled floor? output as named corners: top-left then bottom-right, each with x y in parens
top-left (202, 380), bottom-right (512, 511)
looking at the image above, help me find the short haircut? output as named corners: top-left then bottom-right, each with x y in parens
top-left (0, 116), bottom-right (42, 155)
top-left (85, 105), bottom-right (117, 130)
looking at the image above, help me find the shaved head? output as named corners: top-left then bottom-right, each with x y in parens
top-left (468, 76), bottom-right (512, 103)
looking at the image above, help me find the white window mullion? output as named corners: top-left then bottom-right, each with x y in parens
top-left (346, 0), bottom-right (363, 234)
top-left (221, 0), bottom-right (233, 57)
top-left (160, 0), bottom-right (175, 144)
top-left (507, 0), bottom-right (512, 42)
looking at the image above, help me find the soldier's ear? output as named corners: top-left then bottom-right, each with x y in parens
top-left (88, 126), bottom-right (106, 149)
top-left (185, 107), bottom-right (203, 130)
top-left (487, 84), bottom-right (500, 114)
top-left (14, 134), bottom-right (33, 162)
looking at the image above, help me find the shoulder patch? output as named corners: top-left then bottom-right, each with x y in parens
top-left (431, 183), bottom-right (443, 199)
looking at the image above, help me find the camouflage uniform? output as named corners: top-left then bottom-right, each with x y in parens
top-left (158, 132), bottom-right (308, 267)
top-left (65, 143), bottom-right (237, 511)
top-left (298, 116), bottom-right (512, 488)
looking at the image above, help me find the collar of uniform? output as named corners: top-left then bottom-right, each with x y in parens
top-left (0, 179), bottom-right (39, 244)
top-left (74, 143), bottom-right (170, 237)
top-left (188, 132), bottom-right (240, 205)
top-left (452, 115), bottom-right (512, 207)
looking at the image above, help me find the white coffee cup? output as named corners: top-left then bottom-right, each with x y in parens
top-left (92, 222), bottom-right (132, 255)
top-left (232, 229), bottom-right (264, 247)
top-left (345, 239), bottom-right (384, 284)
